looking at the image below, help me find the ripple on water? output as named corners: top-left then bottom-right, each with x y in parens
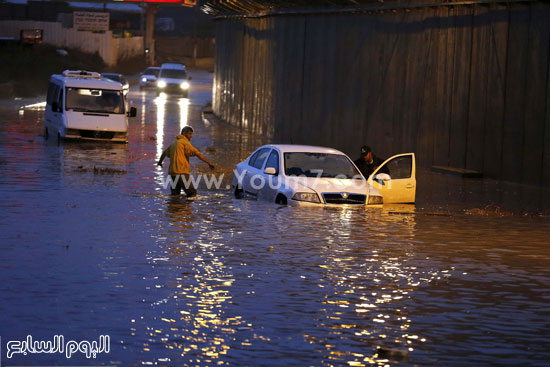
top-left (1, 88), bottom-right (550, 367)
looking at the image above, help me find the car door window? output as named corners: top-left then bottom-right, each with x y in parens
top-left (251, 149), bottom-right (271, 170)
top-left (248, 150), bottom-right (261, 167)
top-left (382, 155), bottom-right (411, 179)
top-left (248, 148), bottom-right (270, 169)
top-left (51, 85), bottom-right (60, 111)
top-left (46, 83), bottom-right (56, 105)
top-left (265, 150), bottom-right (280, 174)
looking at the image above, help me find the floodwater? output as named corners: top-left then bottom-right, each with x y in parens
top-left (0, 72), bottom-right (549, 367)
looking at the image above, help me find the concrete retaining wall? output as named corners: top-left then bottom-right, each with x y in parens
top-left (213, 2), bottom-right (550, 186)
top-left (0, 20), bottom-right (143, 66)
top-left (110, 36), bottom-right (143, 65)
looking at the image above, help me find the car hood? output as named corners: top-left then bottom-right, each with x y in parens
top-left (285, 176), bottom-right (371, 195)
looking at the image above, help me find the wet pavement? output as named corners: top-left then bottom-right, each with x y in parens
top-left (1, 71), bottom-right (550, 367)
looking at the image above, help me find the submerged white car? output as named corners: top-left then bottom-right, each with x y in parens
top-left (232, 145), bottom-right (383, 206)
top-left (232, 145), bottom-right (417, 206)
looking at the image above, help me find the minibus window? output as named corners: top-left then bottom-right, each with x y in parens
top-left (46, 83), bottom-right (56, 105)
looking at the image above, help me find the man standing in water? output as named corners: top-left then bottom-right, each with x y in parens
top-left (157, 126), bottom-right (215, 197)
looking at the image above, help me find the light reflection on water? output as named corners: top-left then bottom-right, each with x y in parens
top-left (0, 73), bottom-right (549, 367)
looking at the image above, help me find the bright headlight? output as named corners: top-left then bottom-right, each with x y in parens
top-left (367, 195), bottom-right (383, 205)
top-left (180, 81), bottom-right (190, 89)
top-left (292, 192), bottom-right (320, 203)
top-left (141, 77), bottom-right (147, 82)
top-left (157, 80), bottom-right (166, 88)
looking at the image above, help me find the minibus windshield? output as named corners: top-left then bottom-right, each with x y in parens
top-left (65, 88), bottom-right (124, 114)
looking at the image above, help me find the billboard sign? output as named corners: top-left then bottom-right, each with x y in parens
top-left (73, 11), bottom-right (110, 32)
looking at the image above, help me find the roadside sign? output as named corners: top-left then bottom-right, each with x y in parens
top-left (73, 11), bottom-right (110, 32)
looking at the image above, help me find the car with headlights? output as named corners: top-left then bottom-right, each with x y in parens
top-left (156, 63), bottom-right (191, 97)
top-left (101, 73), bottom-right (129, 95)
top-left (232, 145), bottom-right (384, 206)
top-left (139, 67), bottom-right (160, 90)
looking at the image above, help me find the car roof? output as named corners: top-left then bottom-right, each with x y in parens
top-left (51, 74), bottom-right (123, 90)
top-left (261, 144), bottom-right (347, 155)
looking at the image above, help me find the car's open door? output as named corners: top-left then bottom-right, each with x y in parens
top-left (368, 153), bottom-right (416, 204)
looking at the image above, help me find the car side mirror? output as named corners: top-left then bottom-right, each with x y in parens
top-left (375, 173), bottom-right (391, 181)
top-left (188, 77), bottom-right (192, 81)
top-left (374, 173), bottom-right (391, 185)
top-left (127, 106), bottom-right (137, 117)
top-left (264, 167), bottom-right (277, 175)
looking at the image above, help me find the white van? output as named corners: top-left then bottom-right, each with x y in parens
top-left (44, 70), bottom-right (136, 143)
top-left (156, 63), bottom-right (191, 97)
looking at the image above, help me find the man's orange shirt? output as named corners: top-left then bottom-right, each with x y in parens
top-left (167, 135), bottom-right (200, 175)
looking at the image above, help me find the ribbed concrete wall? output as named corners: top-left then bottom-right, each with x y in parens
top-left (213, 2), bottom-right (550, 186)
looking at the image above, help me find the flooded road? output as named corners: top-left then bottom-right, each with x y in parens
top-left (1, 72), bottom-right (549, 367)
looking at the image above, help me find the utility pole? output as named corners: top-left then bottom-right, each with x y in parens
top-left (144, 3), bottom-right (158, 65)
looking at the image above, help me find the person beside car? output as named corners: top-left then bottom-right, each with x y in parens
top-left (156, 126), bottom-right (215, 196)
top-left (354, 145), bottom-right (388, 179)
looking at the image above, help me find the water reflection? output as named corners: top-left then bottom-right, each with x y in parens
top-left (178, 99), bottom-right (189, 131)
top-left (1, 74), bottom-right (550, 367)
top-left (155, 94), bottom-right (166, 166)
top-left (283, 206), bottom-right (422, 366)
top-left (136, 197), bottom-right (261, 366)
top-left (154, 96), bottom-right (190, 192)
top-left (165, 196), bottom-right (194, 231)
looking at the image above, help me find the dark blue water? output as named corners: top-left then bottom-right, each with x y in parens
top-left (1, 72), bottom-right (549, 367)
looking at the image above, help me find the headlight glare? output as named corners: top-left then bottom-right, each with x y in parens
top-left (141, 77), bottom-right (147, 82)
top-left (180, 81), bottom-right (190, 89)
top-left (157, 80), bottom-right (166, 88)
top-left (292, 192), bottom-right (320, 203)
top-left (367, 195), bottom-right (383, 205)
